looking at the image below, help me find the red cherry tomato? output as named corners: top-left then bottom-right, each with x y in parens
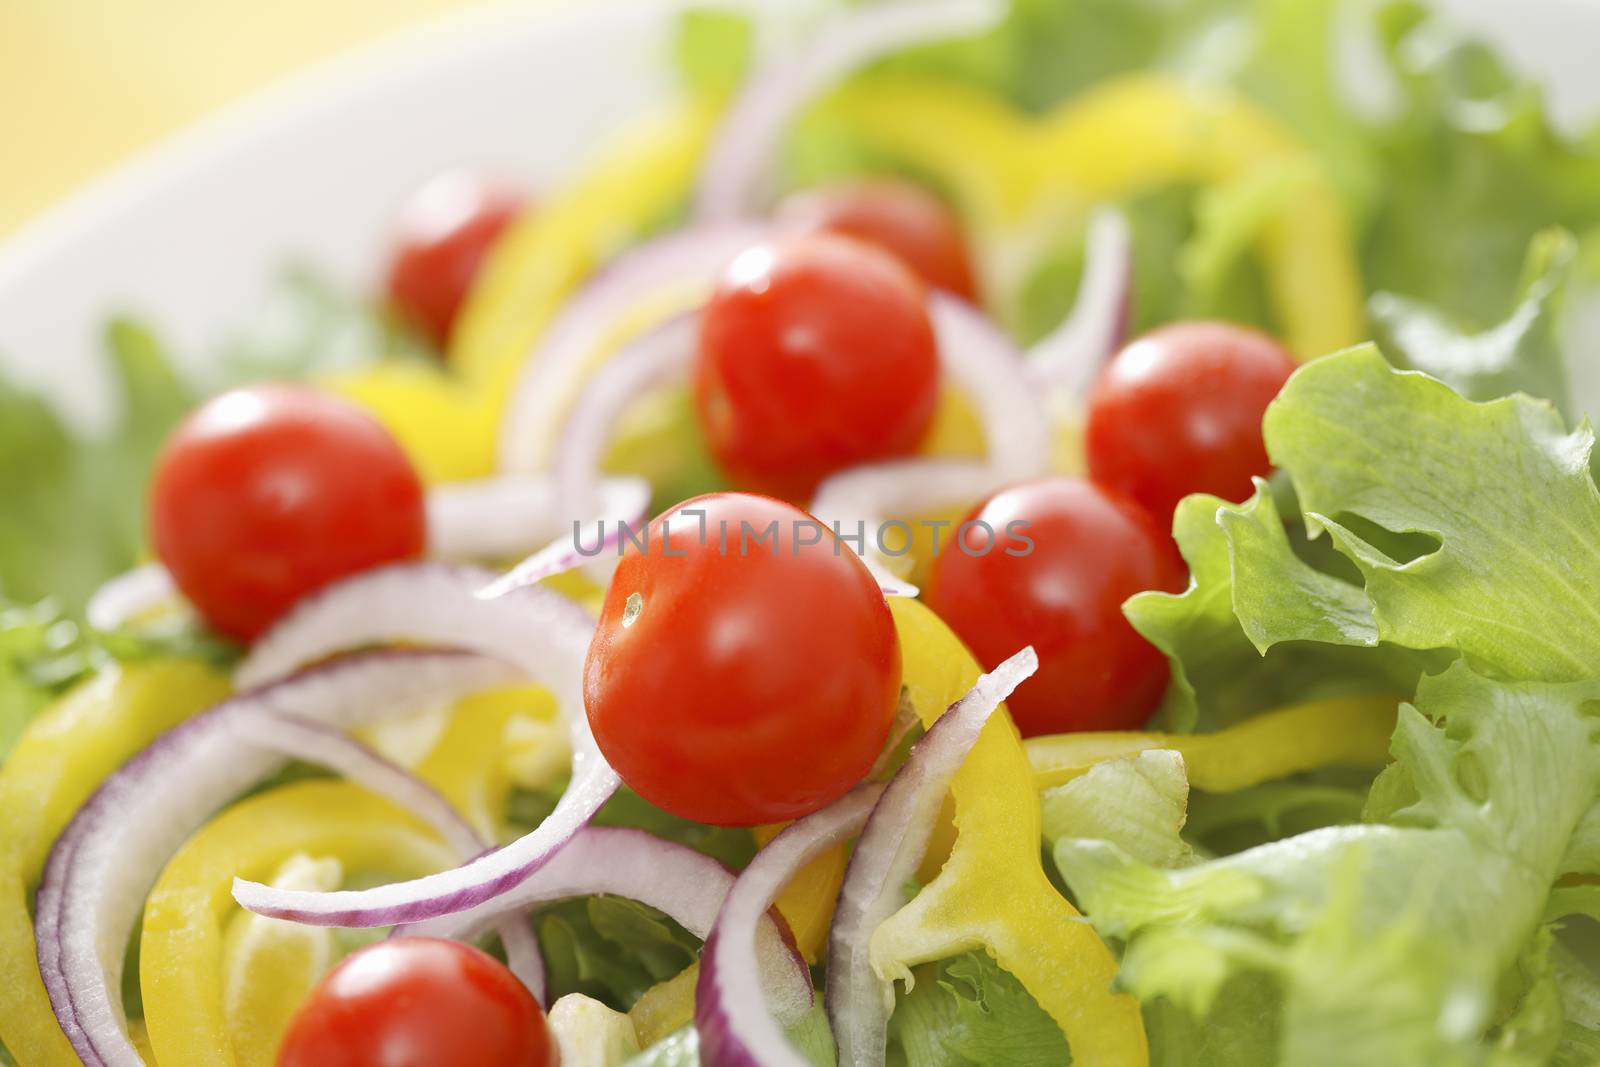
top-left (777, 179), bottom-right (979, 300)
top-left (584, 493), bottom-right (901, 826)
top-left (695, 233), bottom-right (940, 502)
top-left (150, 384), bottom-right (426, 641)
top-left (386, 170), bottom-right (523, 350)
top-left (276, 938), bottom-right (553, 1067)
top-left (1085, 321), bottom-right (1299, 524)
top-left (925, 479), bottom-right (1186, 737)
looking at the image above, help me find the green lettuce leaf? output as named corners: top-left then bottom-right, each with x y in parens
top-left (886, 950), bottom-right (1070, 1067)
top-left (1040, 750), bottom-right (1196, 867)
top-left (1373, 228), bottom-right (1576, 415)
top-left (1056, 664), bottom-right (1600, 1066)
top-left (1061, 350), bottom-right (1600, 1063)
top-left (1263, 345), bottom-right (1600, 682)
top-left (0, 321), bottom-right (191, 612)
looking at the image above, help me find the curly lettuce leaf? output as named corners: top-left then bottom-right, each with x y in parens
top-left (1040, 750), bottom-right (1196, 867)
top-left (1057, 664), bottom-right (1600, 1066)
top-left (1063, 351), bottom-right (1600, 1063)
top-left (1264, 345), bottom-right (1600, 682)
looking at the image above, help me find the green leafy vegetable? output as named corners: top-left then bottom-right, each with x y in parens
top-left (886, 951), bottom-right (1070, 1067)
top-left (1040, 751), bottom-right (1195, 867)
top-left (0, 321), bottom-right (191, 613)
top-left (539, 896), bottom-right (699, 1010)
top-left (1373, 228), bottom-right (1577, 415)
top-left (1060, 350), bottom-right (1600, 1063)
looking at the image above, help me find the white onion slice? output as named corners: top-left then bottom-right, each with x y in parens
top-left (427, 473), bottom-right (649, 563)
top-left (83, 563), bottom-right (176, 632)
top-left (696, 785), bottom-right (885, 1067)
top-left (35, 650), bottom-right (519, 1067)
top-left (234, 712), bottom-right (547, 1001)
top-left (1024, 208), bottom-right (1134, 399)
top-left (477, 478), bottom-right (651, 599)
top-left (498, 223), bottom-right (767, 473)
top-left (550, 311), bottom-right (699, 518)
top-left (400, 826), bottom-right (810, 1021)
top-left (694, 0), bottom-right (1007, 221)
top-left (810, 294), bottom-right (1049, 569)
top-left (827, 647), bottom-right (1038, 1066)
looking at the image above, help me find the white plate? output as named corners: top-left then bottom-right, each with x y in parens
top-left (0, 0), bottom-right (1595, 431)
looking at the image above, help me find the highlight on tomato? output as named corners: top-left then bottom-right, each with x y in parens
top-left (925, 477), bottom-right (1186, 737)
top-left (584, 492), bottom-right (901, 826)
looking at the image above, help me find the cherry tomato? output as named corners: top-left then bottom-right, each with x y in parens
top-left (925, 479), bottom-right (1186, 737)
top-left (276, 938), bottom-right (553, 1067)
top-left (695, 233), bottom-right (940, 502)
top-left (150, 384), bottom-right (426, 641)
top-left (386, 170), bottom-right (523, 350)
top-left (1085, 321), bottom-right (1299, 524)
top-left (585, 493), bottom-right (900, 826)
top-left (777, 179), bottom-right (979, 300)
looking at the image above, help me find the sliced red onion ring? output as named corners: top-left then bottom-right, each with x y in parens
top-left (36, 650), bottom-right (519, 1067)
top-left (231, 564), bottom-right (621, 928)
top-left (233, 712), bottom-right (547, 1001)
top-left (400, 826), bottom-right (810, 1021)
top-left (237, 563), bottom-right (592, 709)
top-left (84, 562), bottom-right (176, 632)
top-left (427, 473), bottom-right (650, 563)
top-left (810, 294), bottom-right (1048, 570)
top-left (549, 311), bottom-right (698, 518)
top-left (1024, 208), bottom-right (1134, 399)
top-left (498, 222), bottom-right (767, 473)
top-left (827, 647), bottom-right (1038, 1067)
top-left (694, 0), bottom-right (1007, 221)
top-left (696, 784), bottom-right (885, 1067)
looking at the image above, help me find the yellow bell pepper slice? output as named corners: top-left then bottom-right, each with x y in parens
top-left (809, 75), bottom-right (1364, 358)
top-left (451, 96), bottom-right (723, 392)
top-left (219, 854), bottom-right (344, 1067)
top-left (1033, 76), bottom-right (1364, 358)
top-left (1025, 696), bottom-right (1399, 792)
top-left (629, 962), bottom-right (698, 1049)
top-left (141, 781), bottom-right (454, 1067)
top-left (323, 364), bottom-right (500, 483)
top-left (873, 598), bottom-right (1148, 1065)
top-left (415, 684), bottom-right (558, 840)
top-left (0, 661), bottom-right (229, 1067)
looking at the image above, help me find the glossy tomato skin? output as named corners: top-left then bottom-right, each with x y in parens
top-left (1085, 321), bottom-right (1299, 523)
top-left (276, 938), bottom-right (553, 1067)
top-left (696, 234), bottom-right (940, 502)
top-left (150, 384), bottom-right (426, 642)
top-left (386, 170), bottom-right (522, 350)
top-left (926, 479), bottom-right (1186, 737)
top-left (585, 493), bottom-right (900, 826)
top-left (777, 179), bottom-right (979, 300)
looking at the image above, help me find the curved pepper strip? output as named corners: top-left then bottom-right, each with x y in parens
top-left (806, 74), bottom-right (1364, 358)
top-left (0, 661), bottom-right (229, 1067)
top-left (1025, 696), bottom-right (1399, 792)
top-left (140, 685), bottom-right (548, 1065)
top-left (451, 95), bottom-right (723, 390)
top-left (872, 598), bottom-right (1149, 1065)
top-left (141, 782), bottom-right (455, 1067)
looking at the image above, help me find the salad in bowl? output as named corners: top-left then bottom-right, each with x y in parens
top-left (3, 1), bottom-right (1600, 1065)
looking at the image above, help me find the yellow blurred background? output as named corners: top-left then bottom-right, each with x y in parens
top-left (0, 0), bottom-right (491, 238)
